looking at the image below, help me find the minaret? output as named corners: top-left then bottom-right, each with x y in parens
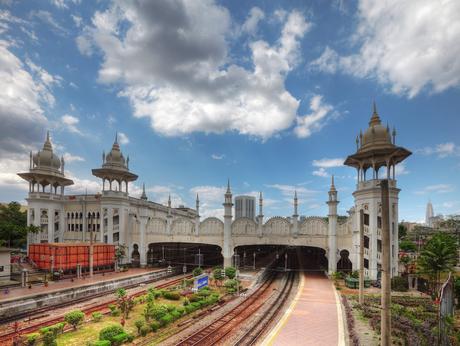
top-left (195, 194), bottom-right (200, 236)
top-left (327, 175), bottom-right (339, 274)
top-left (167, 194), bottom-right (172, 234)
top-left (292, 190), bottom-right (299, 237)
top-left (344, 102), bottom-right (411, 279)
top-left (140, 183), bottom-right (148, 200)
top-left (258, 191), bottom-right (264, 237)
top-left (223, 179), bottom-right (234, 267)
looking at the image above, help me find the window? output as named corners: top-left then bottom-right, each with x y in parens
top-left (364, 213), bottom-right (370, 226)
top-left (377, 239), bottom-right (382, 252)
top-left (364, 259), bottom-right (369, 269)
top-left (113, 232), bottom-right (119, 242)
top-left (364, 235), bottom-right (370, 249)
top-left (0, 266), bottom-right (4, 272)
top-left (377, 216), bottom-right (382, 229)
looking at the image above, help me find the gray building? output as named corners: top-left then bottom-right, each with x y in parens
top-left (234, 195), bottom-right (256, 220)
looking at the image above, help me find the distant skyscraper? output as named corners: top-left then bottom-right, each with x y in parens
top-left (426, 201), bottom-right (434, 227)
top-left (234, 195), bottom-right (256, 220)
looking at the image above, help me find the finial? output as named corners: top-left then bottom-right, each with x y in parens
top-left (140, 183), bottom-right (147, 200)
top-left (330, 175), bottom-right (337, 192)
top-left (46, 130), bottom-right (50, 142)
top-left (355, 135), bottom-right (359, 150)
top-left (196, 193), bottom-right (199, 202)
top-left (392, 126), bottom-right (396, 144)
top-left (226, 178), bottom-right (231, 193)
top-left (168, 194), bottom-right (171, 204)
top-left (114, 132), bottom-right (118, 144)
top-left (369, 101), bottom-right (381, 126)
top-left (373, 100), bottom-right (378, 115)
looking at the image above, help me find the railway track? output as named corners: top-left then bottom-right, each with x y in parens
top-left (172, 271), bottom-right (280, 346)
top-left (232, 271), bottom-right (297, 345)
top-left (0, 273), bottom-right (191, 345)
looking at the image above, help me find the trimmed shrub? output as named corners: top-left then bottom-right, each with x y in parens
top-left (92, 312), bottom-right (103, 322)
top-left (140, 325), bottom-right (150, 337)
top-left (171, 310), bottom-right (182, 320)
top-left (65, 310), bottom-right (85, 330)
top-left (392, 276), bottom-right (409, 292)
top-left (99, 324), bottom-right (125, 342)
top-left (108, 304), bottom-right (120, 316)
top-left (149, 321), bottom-right (160, 332)
top-left (89, 341), bottom-right (111, 346)
top-left (192, 267), bottom-right (203, 277)
top-left (26, 333), bottom-right (39, 346)
top-left (176, 306), bottom-right (185, 315)
top-left (42, 331), bottom-right (57, 346)
top-left (162, 291), bottom-right (181, 300)
top-left (159, 313), bottom-right (174, 326)
top-left (135, 319), bottom-right (145, 335)
top-left (225, 267), bottom-right (237, 279)
top-left (112, 332), bottom-right (129, 346)
top-left (189, 294), bottom-right (201, 302)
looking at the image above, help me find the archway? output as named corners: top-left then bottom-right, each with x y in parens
top-left (131, 244), bottom-right (140, 267)
top-left (337, 249), bottom-right (352, 272)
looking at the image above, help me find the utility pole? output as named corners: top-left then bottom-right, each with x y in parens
top-left (359, 209), bottom-right (364, 305)
top-left (253, 252), bottom-right (256, 270)
top-left (380, 180), bottom-right (391, 346)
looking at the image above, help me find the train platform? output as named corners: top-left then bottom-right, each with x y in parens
top-left (262, 272), bottom-right (345, 346)
top-left (0, 268), bottom-right (162, 302)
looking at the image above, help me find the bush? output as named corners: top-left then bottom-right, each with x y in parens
top-left (392, 276), bottom-right (409, 292)
top-left (189, 294), bottom-right (201, 302)
top-left (42, 331), bottom-right (57, 346)
top-left (89, 341), bottom-right (111, 346)
top-left (39, 322), bottom-right (65, 337)
top-left (99, 324), bottom-right (125, 342)
top-left (192, 267), bottom-right (203, 277)
top-left (183, 298), bottom-right (190, 306)
top-left (159, 313), bottom-right (174, 326)
top-left (65, 310), bottom-right (85, 330)
top-left (176, 306), bottom-right (185, 315)
top-left (92, 312), bottom-right (103, 322)
top-left (140, 325), bottom-right (150, 337)
top-left (150, 321), bottom-right (160, 332)
top-left (171, 309), bottom-right (183, 320)
top-left (225, 267), bottom-right (237, 279)
top-left (135, 319), bottom-right (145, 335)
top-left (112, 332), bottom-right (129, 346)
top-left (26, 333), bottom-right (39, 346)
top-left (162, 291), bottom-right (181, 300)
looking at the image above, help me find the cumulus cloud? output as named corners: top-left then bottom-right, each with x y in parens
top-left (117, 132), bottom-right (129, 145)
top-left (415, 184), bottom-right (455, 195)
top-left (63, 152), bottom-right (84, 163)
top-left (78, 1), bottom-right (311, 139)
top-left (294, 94), bottom-right (334, 138)
top-left (418, 142), bottom-right (459, 158)
top-left (60, 114), bottom-right (82, 134)
top-left (242, 7), bottom-right (265, 36)
top-left (312, 167), bottom-right (329, 177)
top-left (311, 0), bottom-right (460, 98)
top-left (211, 154), bottom-right (224, 160)
top-left (312, 157), bottom-right (344, 168)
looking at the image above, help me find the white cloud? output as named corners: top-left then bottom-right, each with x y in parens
top-left (65, 174), bottom-right (101, 194)
top-left (71, 15), bottom-right (82, 27)
top-left (117, 132), bottom-right (129, 145)
top-left (63, 152), bottom-right (84, 163)
top-left (311, 0), bottom-right (460, 98)
top-left (29, 10), bottom-right (67, 35)
top-left (211, 154), bottom-right (224, 160)
top-left (0, 155), bottom-right (29, 190)
top-left (61, 114), bottom-right (82, 135)
top-left (312, 167), bottom-right (329, 177)
top-left (242, 7), bottom-right (264, 36)
top-left (294, 94), bottom-right (335, 138)
top-left (312, 157), bottom-right (344, 168)
top-left (190, 185), bottom-right (226, 204)
top-left (79, 1), bottom-right (311, 139)
top-left (418, 142), bottom-right (459, 158)
top-left (266, 184), bottom-right (317, 199)
top-left (415, 184), bottom-right (455, 195)
top-left (129, 183), bottom-right (184, 206)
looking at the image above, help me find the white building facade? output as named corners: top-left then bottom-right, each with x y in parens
top-left (19, 105), bottom-right (410, 279)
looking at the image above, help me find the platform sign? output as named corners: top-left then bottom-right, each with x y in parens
top-left (194, 274), bottom-right (208, 290)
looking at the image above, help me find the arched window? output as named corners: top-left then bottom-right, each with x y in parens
top-left (67, 213), bottom-right (70, 219)
top-left (97, 212), bottom-right (100, 219)
top-left (71, 212), bottom-right (74, 219)
top-left (79, 212), bottom-right (83, 219)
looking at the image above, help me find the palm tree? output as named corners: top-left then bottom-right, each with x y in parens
top-left (417, 232), bottom-right (458, 296)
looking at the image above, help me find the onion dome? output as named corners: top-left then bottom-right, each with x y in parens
top-left (32, 131), bottom-right (61, 171)
top-left (360, 102), bottom-right (393, 152)
top-left (103, 133), bottom-right (127, 170)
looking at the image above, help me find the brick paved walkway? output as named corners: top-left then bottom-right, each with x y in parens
top-left (0, 268), bottom-right (160, 302)
top-left (263, 272), bottom-right (344, 346)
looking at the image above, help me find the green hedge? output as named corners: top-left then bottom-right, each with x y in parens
top-left (99, 324), bottom-right (125, 342)
top-left (162, 291), bottom-right (181, 300)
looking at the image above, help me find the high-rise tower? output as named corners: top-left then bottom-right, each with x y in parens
top-left (344, 103), bottom-right (411, 279)
top-left (425, 201), bottom-right (434, 227)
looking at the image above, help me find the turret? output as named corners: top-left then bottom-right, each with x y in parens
top-left (196, 193), bottom-right (200, 216)
top-left (140, 183), bottom-right (148, 200)
top-left (326, 175), bottom-right (339, 274)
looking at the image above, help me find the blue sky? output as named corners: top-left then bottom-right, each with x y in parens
top-left (0, 0), bottom-right (459, 222)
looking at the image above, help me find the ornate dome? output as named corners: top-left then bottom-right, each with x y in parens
top-left (360, 104), bottom-right (393, 152)
top-left (32, 132), bottom-right (61, 171)
top-left (103, 133), bottom-right (127, 169)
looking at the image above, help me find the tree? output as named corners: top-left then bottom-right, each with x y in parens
top-left (417, 232), bottom-right (458, 296)
top-left (225, 266), bottom-right (236, 279)
top-left (399, 240), bottom-right (416, 252)
top-left (212, 267), bottom-right (223, 286)
top-left (192, 267), bottom-right (203, 277)
top-left (0, 202), bottom-right (40, 248)
top-left (398, 223), bottom-right (408, 239)
top-left (116, 288), bottom-right (134, 319)
top-left (64, 310), bottom-right (85, 330)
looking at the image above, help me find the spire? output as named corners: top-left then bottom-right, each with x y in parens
top-left (259, 191), bottom-right (263, 217)
top-left (140, 183), bottom-right (147, 200)
top-left (43, 130), bottom-right (52, 151)
top-left (369, 101), bottom-right (381, 126)
top-left (226, 178), bottom-right (231, 194)
top-left (168, 194), bottom-right (171, 207)
top-left (293, 190), bottom-right (298, 216)
top-left (392, 126), bottom-right (397, 144)
top-left (294, 190), bottom-right (298, 200)
top-left (196, 193), bottom-right (200, 213)
top-left (330, 175), bottom-right (336, 192)
top-left (196, 193), bottom-right (199, 203)
top-left (114, 132), bottom-right (118, 144)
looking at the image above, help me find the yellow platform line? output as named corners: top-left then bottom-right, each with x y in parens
top-left (333, 282), bottom-right (346, 346)
top-left (260, 273), bottom-right (305, 346)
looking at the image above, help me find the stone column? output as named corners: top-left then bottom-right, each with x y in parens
top-left (47, 208), bottom-right (54, 243)
top-left (328, 214), bottom-right (337, 274)
top-left (59, 209), bottom-right (65, 242)
top-left (139, 217), bottom-right (147, 267)
top-left (107, 207), bottom-right (114, 243)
